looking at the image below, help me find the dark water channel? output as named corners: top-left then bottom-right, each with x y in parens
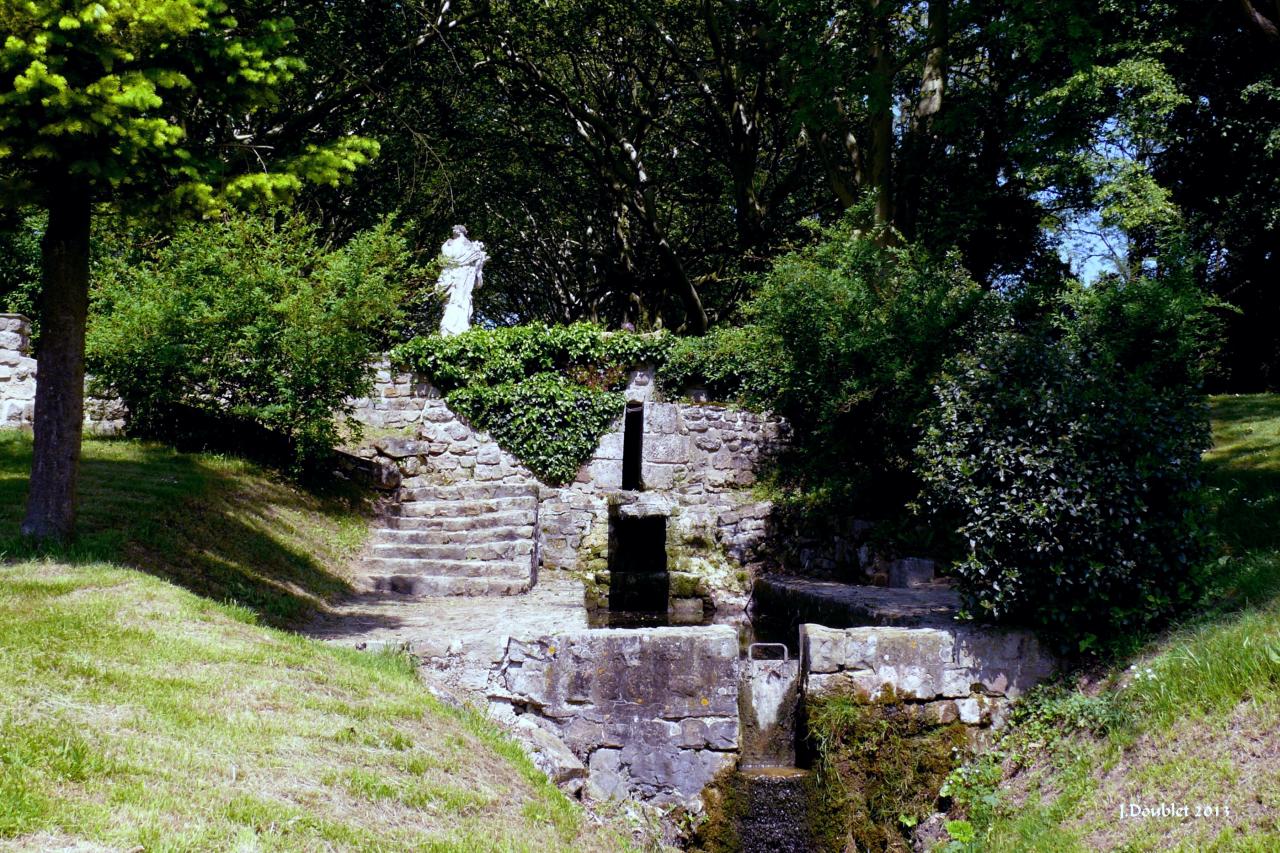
top-left (738, 767), bottom-right (814, 853)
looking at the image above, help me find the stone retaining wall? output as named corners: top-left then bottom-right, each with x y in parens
top-left (489, 625), bottom-right (741, 806)
top-left (0, 314), bottom-right (36, 429)
top-left (0, 314), bottom-right (126, 434)
top-left (801, 623), bottom-right (1056, 731)
top-left (349, 365), bottom-right (787, 620)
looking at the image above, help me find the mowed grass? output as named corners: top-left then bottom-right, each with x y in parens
top-left (964, 395), bottom-right (1280, 852)
top-left (0, 562), bottom-right (625, 851)
top-left (0, 431), bottom-right (369, 627)
top-left (0, 431), bottom-right (632, 851)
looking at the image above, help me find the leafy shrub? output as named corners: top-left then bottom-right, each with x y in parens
top-left (393, 322), bottom-right (673, 388)
top-left (392, 323), bottom-right (672, 484)
top-left (918, 275), bottom-right (1216, 642)
top-left (0, 209), bottom-right (42, 340)
top-left (88, 214), bottom-right (421, 467)
top-left (662, 218), bottom-right (993, 508)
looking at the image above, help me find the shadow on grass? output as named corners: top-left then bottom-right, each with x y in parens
top-left (0, 430), bottom-right (371, 628)
top-left (1198, 395), bottom-right (1280, 612)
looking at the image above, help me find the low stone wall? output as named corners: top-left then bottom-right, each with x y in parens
top-left (0, 314), bottom-right (127, 435)
top-left (0, 314), bottom-right (36, 429)
top-left (489, 626), bottom-right (741, 806)
top-left (801, 623), bottom-right (1056, 730)
top-left (348, 359), bottom-right (440, 431)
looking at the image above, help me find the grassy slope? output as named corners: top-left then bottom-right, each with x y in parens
top-left (0, 432), bottom-right (629, 852)
top-left (0, 431), bottom-right (368, 628)
top-left (957, 395), bottom-right (1280, 852)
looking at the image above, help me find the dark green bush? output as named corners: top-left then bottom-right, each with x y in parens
top-left (918, 275), bottom-right (1216, 643)
top-left (662, 218), bottom-right (993, 509)
top-left (0, 208), bottom-right (42, 339)
top-left (391, 323), bottom-right (672, 484)
top-left (88, 214), bottom-right (420, 467)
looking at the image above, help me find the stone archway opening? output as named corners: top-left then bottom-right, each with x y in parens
top-left (608, 514), bottom-right (668, 614)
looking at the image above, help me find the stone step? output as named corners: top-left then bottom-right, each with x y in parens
top-left (370, 525), bottom-right (535, 546)
top-left (362, 574), bottom-right (533, 597)
top-left (370, 540), bottom-right (534, 562)
top-left (363, 556), bottom-right (533, 579)
top-left (382, 510), bottom-right (536, 532)
top-left (390, 496), bottom-right (537, 518)
top-left (399, 483), bottom-right (539, 502)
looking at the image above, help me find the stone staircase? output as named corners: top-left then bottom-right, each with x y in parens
top-left (360, 481), bottom-right (539, 597)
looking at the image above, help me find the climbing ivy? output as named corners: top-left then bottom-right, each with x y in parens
top-left (391, 323), bottom-right (673, 484)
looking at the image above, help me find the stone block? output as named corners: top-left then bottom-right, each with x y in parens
top-left (0, 331), bottom-right (26, 353)
top-left (512, 717), bottom-right (587, 786)
top-left (801, 625), bottom-right (847, 674)
top-left (801, 623), bottom-right (1056, 707)
top-left (595, 431), bottom-right (624, 460)
top-left (500, 626), bottom-right (740, 722)
top-left (640, 462), bottom-right (677, 490)
top-left (645, 403), bottom-right (680, 435)
top-left (373, 437), bottom-right (435, 458)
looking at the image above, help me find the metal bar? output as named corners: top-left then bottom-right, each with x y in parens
top-left (746, 642), bottom-right (789, 662)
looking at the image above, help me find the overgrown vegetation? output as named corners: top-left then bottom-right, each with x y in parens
top-left (392, 322), bottom-right (672, 483)
top-left (936, 394), bottom-right (1280, 851)
top-left (663, 217), bottom-right (991, 509)
top-left (88, 214), bottom-right (427, 468)
top-left (804, 690), bottom-right (969, 852)
top-left (918, 273), bottom-right (1218, 643)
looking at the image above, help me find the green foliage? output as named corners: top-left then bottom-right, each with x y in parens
top-left (0, 208), bottom-right (41, 337)
top-left (918, 273), bottom-right (1217, 642)
top-left (392, 323), bottom-right (672, 484)
top-left (447, 374), bottom-right (622, 485)
top-left (0, 0), bottom-right (377, 208)
top-left (662, 217), bottom-right (992, 509)
top-left (87, 214), bottom-right (418, 466)
top-left (805, 690), bottom-right (968, 852)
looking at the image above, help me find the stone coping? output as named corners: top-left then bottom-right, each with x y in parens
top-left (753, 575), bottom-right (962, 628)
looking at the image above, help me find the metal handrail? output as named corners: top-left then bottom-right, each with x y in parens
top-left (746, 642), bottom-right (789, 662)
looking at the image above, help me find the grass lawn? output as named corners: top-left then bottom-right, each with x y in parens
top-left (948, 395), bottom-right (1280, 852)
top-left (0, 431), bottom-right (634, 851)
top-left (0, 431), bottom-right (370, 628)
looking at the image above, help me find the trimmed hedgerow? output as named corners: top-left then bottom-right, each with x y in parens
top-left (391, 323), bottom-right (672, 484)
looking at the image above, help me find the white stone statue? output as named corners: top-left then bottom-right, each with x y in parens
top-left (437, 225), bottom-right (487, 336)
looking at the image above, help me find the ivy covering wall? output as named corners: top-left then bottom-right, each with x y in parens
top-left (391, 323), bottom-right (673, 484)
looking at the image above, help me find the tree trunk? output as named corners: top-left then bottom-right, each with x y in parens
top-left (869, 0), bottom-right (895, 237)
top-left (22, 181), bottom-right (92, 542)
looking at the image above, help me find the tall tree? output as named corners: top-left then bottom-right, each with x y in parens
top-left (0, 0), bottom-right (377, 540)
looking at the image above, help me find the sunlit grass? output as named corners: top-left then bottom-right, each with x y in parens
top-left (967, 394), bottom-right (1280, 852)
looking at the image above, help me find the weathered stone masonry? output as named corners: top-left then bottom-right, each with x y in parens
top-left (491, 626), bottom-right (741, 805)
top-left (350, 363), bottom-right (787, 620)
top-left (801, 622), bottom-right (1055, 734)
top-left (0, 314), bottom-right (126, 434)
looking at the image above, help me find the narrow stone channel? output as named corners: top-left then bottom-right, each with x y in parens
top-left (737, 642), bottom-right (814, 852)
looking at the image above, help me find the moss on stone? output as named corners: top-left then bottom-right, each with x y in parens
top-left (669, 571), bottom-right (707, 599)
top-left (687, 767), bottom-right (747, 852)
top-left (804, 689), bottom-right (969, 852)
